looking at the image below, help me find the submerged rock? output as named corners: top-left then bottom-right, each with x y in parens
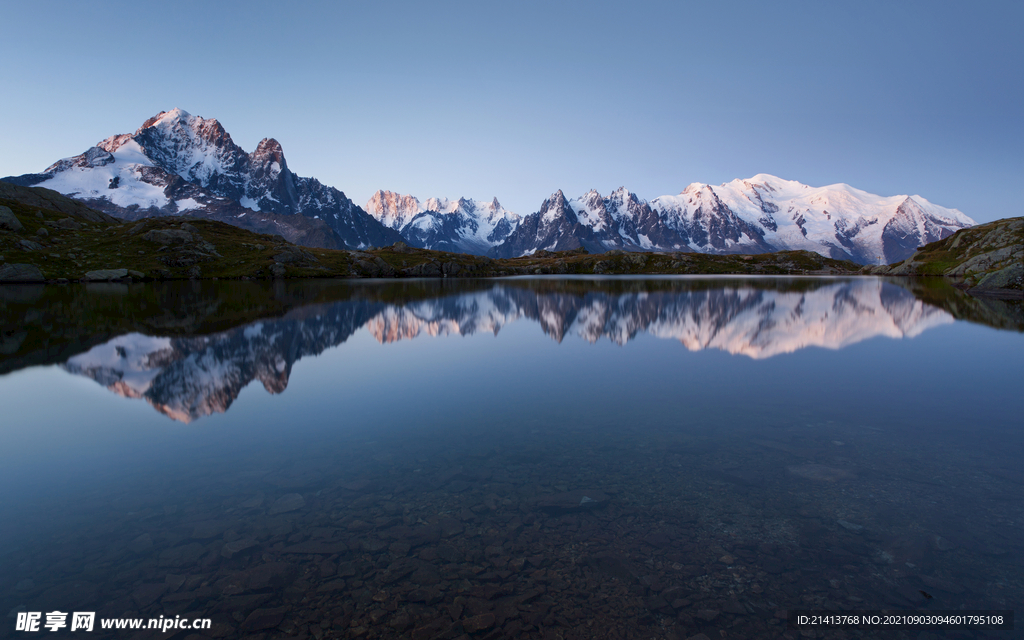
top-left (128, 533), bottom-right (154, 554)
top-left (222, 539), bottom-right (259, 559)
top-left (242, 606), bottom-right (289, 631)
top-left (787, 464), bottom-right (856, 482)
top-left (534, 489), bottom-right (610, 514)
top-left (268, 493), bottom-right (306, 514)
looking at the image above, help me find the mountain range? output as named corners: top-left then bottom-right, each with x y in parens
top-left (3, 109), bottom-right (974, 264)
top-left (64, 280), bottom-right (951, 422)
top-left (365, 191), bottom-right (520, 255)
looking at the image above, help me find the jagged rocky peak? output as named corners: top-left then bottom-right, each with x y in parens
top-left (138, 107), bottom-right (192, 130)
top-left (580, 189), bottom-right (604, 208)
top-left (543, 189), bottom-right (571, 212)
top-left (252, 138), bottom-right (287, 167)
top-left (130, 108), bottom-right (249, 188)
top-left (365, 190), bottom-right (423, 230)
top-left (366, 190), bottom-right (421, 213)
top-left (606, 187), bottom-right (646, 219)
top-left (138, 108), bottom-right (236, 152)
top-left (363, 190), bottom-right (521, 254)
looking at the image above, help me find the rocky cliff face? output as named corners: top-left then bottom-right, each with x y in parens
top-left (4, 109), bottom-right (402, 250)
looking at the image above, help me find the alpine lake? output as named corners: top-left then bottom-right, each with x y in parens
top-left (0, 276), bottom-right (1021, 640)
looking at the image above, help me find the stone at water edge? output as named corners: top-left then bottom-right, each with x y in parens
top-left (142, 229), bottom-right (193, 245)
top-left (83, 268), bottom-right (128, 281)
top-left (0, 264), bottom-right (45, 282)
top-left (268, 493), bottom-right (306, 514)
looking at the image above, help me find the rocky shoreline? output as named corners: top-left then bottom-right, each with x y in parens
top-left (866, 217), bottom-right (1023, 299)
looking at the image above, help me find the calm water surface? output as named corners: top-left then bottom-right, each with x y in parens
top-left (0, 277), bottom-right (1021, 640)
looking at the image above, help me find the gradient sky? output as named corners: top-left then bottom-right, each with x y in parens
top-left (1, 0), bottom-right (1020, 222)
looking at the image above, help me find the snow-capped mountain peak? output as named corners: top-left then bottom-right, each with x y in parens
top-left (6, 109), bottom-right (402, 250)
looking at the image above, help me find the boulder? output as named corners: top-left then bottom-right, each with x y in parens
top-left (975, 263), bottom-right (1023, 290)
top-left (0, 206), bottom-right (23, 232)
top-left (53, 218), bottom-right (82, 230)
top-left (0, 264), bottom-right (44, 282)
top-left (355, 257), bottom-right (396, 277)
top-left (84, 269), bottom-right (128, 281)
top-left (143, 229), bottom-right (193, 245)
top-left (273, 246), bottom-right (312, 264)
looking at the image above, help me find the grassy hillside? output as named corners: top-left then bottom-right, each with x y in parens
top-left (869, 217), bottom-right (1023, 297)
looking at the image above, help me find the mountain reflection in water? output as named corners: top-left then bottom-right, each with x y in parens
top-left (27, 278), bottom-right (954, 422)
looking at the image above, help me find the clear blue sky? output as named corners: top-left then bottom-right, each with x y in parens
top-left (1, 0), bottom-right (1020, 222)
